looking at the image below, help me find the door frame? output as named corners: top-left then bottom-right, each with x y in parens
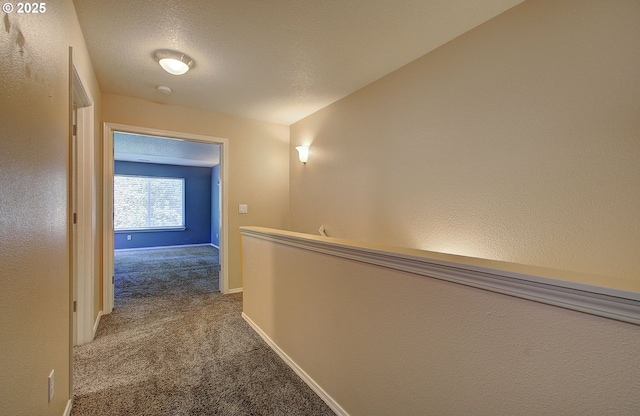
top-left (102, 123), bottom-right (230, 314)
top-left (71, 63), bottom-right (96, 346)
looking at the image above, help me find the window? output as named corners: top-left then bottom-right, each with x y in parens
top-left (114, 175), bottom-right (185, 230)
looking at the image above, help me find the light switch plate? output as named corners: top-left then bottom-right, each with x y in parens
top-left (239, 204), bottom-right (248, 214)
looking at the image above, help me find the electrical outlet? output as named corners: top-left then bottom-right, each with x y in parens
top-left (238, 204), bottom-right (248, 214)
top-left (48, 370), bottom-right (54, 403)
top-left (127, 235), bottom-right (132, 241)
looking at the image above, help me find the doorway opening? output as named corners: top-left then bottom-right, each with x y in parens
top-left (103, 124), bottom-right (229, 314)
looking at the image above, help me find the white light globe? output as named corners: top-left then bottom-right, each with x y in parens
top-left (154, 50), bottom-right (194, 75)
top-left (159, 58), bottom-right (190, 75)
top-left (295, 146), bottom-right (309, 164)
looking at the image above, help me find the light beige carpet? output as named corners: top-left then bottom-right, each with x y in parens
top-left (71, 246), bottom-right (335, 416)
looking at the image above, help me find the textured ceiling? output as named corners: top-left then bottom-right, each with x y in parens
top-left (74, 0), bottom-right (524, 126)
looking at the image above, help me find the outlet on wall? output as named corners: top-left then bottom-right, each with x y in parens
top-left (48, 370), bottom-right (54, 403)
top-left (127, 235), bottom-right (132, 241)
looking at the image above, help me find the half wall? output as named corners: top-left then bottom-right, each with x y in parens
top-left (241, 226), bottom-right (640, 416)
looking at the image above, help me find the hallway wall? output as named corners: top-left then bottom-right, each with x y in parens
top-left (290, 0), bottom-right (640, 282)
top-left (0, 1), bottom-right (102, 414)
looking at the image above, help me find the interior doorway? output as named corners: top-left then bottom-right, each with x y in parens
top-left (102, 123), bottom-right (229, 315)
top-left (71, 64), bottom-right (96, 347)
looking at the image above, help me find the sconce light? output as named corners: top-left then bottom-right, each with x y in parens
top-left (154, 50), bottom-right (195, 75)
top-left (295, 146), bottom-right (309, 164)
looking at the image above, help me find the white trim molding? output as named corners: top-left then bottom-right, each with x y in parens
top-left (242, 313), bottom-right (349, 416)
top-left (63, 399), bottom-right (72, 416)
top-left (93, 311), bottom-right (103, 336)
top-left (240, 227), bottom-right (640, 326)
top-left (72, 62), bottom-right (97, 347)
top-left (114, 243), bottom-right (215, 252)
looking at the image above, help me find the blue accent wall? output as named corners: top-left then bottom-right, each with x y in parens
top-left (211, 164), bottom-right (221, 247)
top-left (114, 161), bottom-right (212, 249)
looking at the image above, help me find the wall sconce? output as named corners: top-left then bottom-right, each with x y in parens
top-left (295, 146), bottom-right (309, 164)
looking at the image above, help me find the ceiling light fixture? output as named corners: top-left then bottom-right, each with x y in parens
top-left (157, 85), bottom-right (172, 94)
top-left (154, 50), bottom-right (194, 75)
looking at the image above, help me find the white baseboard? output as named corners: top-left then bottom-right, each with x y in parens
top-left (242, 313), bottom-right (349, 416)
top-left (93, 311), bottom-right (103, 335)
top-left (63, 399), bottom-right (72, 416)
top-left (225, 287), bottom-right (243, 294)
top-left (115, 243), bottom-right (215, 252)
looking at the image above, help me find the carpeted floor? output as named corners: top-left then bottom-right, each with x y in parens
top-left (72, 245), bottom-right (335, 416)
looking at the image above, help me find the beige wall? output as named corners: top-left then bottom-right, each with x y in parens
top-left (290, 0), bottom-right (640, 281)
top-left (0, 0), bottom-right (101, 414)
top-left (69, 0), bottom-right (103, 338)
top-left (101, 93), bottom-right (290, 289)
top-left (242, 231), bottom-right (640, 415)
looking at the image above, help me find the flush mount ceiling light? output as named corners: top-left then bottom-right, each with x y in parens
top-left (154, 50), bottom-right (194, 75)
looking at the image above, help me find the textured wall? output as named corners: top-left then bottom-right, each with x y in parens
top-left (242, 232), bottom-right (640, 415)
top-left (289, 0), bottom-right (640, 281)
top-left (102, 93), bottom-right (290, 289)
top-left (0, 1), bottom-right (100, 413)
